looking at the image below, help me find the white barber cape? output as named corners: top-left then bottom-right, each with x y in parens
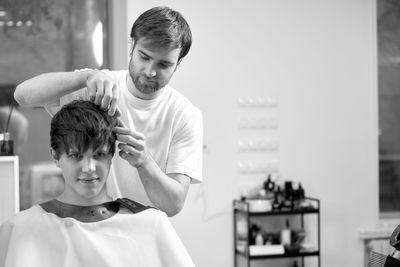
top-left (0, 205), bottom-right (195, 267)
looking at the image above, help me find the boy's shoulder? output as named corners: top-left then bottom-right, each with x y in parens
top-left (1, 205), bottom-right (43, 228)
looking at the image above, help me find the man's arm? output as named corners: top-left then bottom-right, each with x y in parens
top-left (14, 70), bottom-right (119, 116)
top-left (114, 107), bottom-right (202, 216)
top-left (137, 160), bottom-right (191, 217)
top-left (114, 126), bottom-right (191, 217)
top-left (14, 71), bottom-right (91, 107)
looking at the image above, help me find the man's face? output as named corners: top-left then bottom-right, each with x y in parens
top-left (128, 38), bottom-right (181, 95)
top-left (52, 145), bottom-right (112, 205)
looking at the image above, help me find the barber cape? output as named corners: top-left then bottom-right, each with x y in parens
top-left (0, 199), bottom-right (195, 267)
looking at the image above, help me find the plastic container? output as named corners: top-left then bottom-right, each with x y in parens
top-left (0, 132), bottom-right (13, 155)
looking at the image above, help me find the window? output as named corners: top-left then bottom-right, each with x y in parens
top-left (378, 0), bottom-right (400, 216)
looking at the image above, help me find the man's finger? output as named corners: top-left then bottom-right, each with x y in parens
top-left (108, 97), bottom-right (118, 116)
top-left (119, 150), bottom-right (131, 160)
top-left (118, 143), bottom-right (140, 155)
top-left (101, 82), bottom-right (113, 110)
top-left (94, 79), bottom-right (104, 105)
top-left (87, 84), bottom-right (96, 102)
top-left (116, 116), bottom-right (126, 128)
top-left (113, 127), bottom-right (145, 139)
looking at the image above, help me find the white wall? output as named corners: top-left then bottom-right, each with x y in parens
top-left (127, 1), bottom-right (378, 266)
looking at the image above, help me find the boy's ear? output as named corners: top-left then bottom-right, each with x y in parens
top-left (49, 148), bottom-right (60, 168)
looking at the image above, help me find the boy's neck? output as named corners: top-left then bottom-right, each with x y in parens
top-left (56, 194), bottom-right (113, 206)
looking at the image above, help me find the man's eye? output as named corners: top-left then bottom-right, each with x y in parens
top-left (141, 56), bottom-right (149, 61)
top-left (68, 154), bottom-right (81, 159)
top-left (159, 63), bottom-right (170, 69)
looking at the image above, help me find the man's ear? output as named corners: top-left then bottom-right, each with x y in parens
top-left (50, 148), bottom-right (60, 168)
top-left (129, 39), bottom-right (135, 56)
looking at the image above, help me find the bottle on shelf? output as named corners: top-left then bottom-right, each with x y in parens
top-left (263, 174), bottom-right (275, 200)
top-left (255, 232), bottom-right (264, 246)
top-left (272, 185), bottom-right (283, 210)
top-left (294, 182), bottom-right (306, 209)
top-left (282, 181), bottom-right (294, 210)
top-left (298, 182), bottom-right (305, 200)
top-left (280, 219), bottom-right (291, 246)
top-left (250, 224), bottom-right (261, 245)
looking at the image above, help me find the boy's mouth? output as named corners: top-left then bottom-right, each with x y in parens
top-left (77, 177), bottom-right (100, 184)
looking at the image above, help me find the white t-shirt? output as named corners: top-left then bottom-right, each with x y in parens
top-left (0, 205), bottom-right (195, 267)
top-left (48, 70), bottom-right (203, 205)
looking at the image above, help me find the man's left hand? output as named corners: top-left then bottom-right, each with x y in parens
top-left (113, 126), bottom-right (151, 168)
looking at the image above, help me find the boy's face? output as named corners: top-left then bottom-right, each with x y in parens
top-left (51, 145), bottom-right (112, 205)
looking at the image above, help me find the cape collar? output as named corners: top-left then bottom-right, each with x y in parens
top-left (39, 198), bottom-right (154, 223)
top-left (40, 199), bottom-right (119, 223)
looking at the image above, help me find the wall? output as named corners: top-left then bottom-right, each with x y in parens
top-left (108, 0), bottom-right (127, 70)
top-left (127, 1), bottom-right (378, 267)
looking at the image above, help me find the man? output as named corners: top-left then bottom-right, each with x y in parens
top-left (0, 100), bottom-right (195, 267)
top-left (14, 6), bottom-right (203, 217)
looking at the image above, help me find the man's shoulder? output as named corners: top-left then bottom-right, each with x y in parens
top-left (164, 85), bottom-right (202, 117)
top-left (101, 69), bottom-right (127, 79)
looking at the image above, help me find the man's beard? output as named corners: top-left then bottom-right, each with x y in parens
top-left (134, 75), bottom-right (160, 94)
top-left (129, 66), bottom-right (162, 95)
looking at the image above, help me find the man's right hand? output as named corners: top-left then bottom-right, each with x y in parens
top-left (86, 70), bottom-right (120, 116)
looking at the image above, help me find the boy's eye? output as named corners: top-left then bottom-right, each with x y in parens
top-left (68, 153), bottom-right (81, 159)
top-left (95, 152), bottom-right (109, 158)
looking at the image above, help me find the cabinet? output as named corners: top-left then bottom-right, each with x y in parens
top-left (233, 197), bottom-right (320, 267)
top-left (0, 156), bottom-right (19, 225)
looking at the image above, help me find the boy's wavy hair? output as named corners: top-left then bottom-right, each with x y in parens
top-left (50, 100), bottom-right (120, 159)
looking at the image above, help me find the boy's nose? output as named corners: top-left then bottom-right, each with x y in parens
top-left (82, 157), bottom-right (96, 173)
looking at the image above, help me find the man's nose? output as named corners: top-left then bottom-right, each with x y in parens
top-left (82, 157), bottom-right (96, 173)
top-left (144, 63), bottom-right (157, 78)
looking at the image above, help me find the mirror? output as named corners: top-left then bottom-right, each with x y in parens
top-left (0, 0), bottom-right (110, 209)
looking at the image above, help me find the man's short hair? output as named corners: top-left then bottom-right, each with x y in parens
top-left (50, 100), bottom-right (119, 159)
top-left (130, 6), bottom-right (192, 62)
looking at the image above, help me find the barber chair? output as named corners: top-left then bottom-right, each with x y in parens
top-left (369, 224), bottom-right (400, 267)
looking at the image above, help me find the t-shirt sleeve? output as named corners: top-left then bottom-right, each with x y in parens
top-left (44, 68), bottom-right (116, 116)
top-left (155, 213), bottom-right (195, 267)
top-left (166, 107), bottom-right (203, 183)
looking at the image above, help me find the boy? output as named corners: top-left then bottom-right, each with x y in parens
top-left (0, 100), bottom-right (195, 267)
